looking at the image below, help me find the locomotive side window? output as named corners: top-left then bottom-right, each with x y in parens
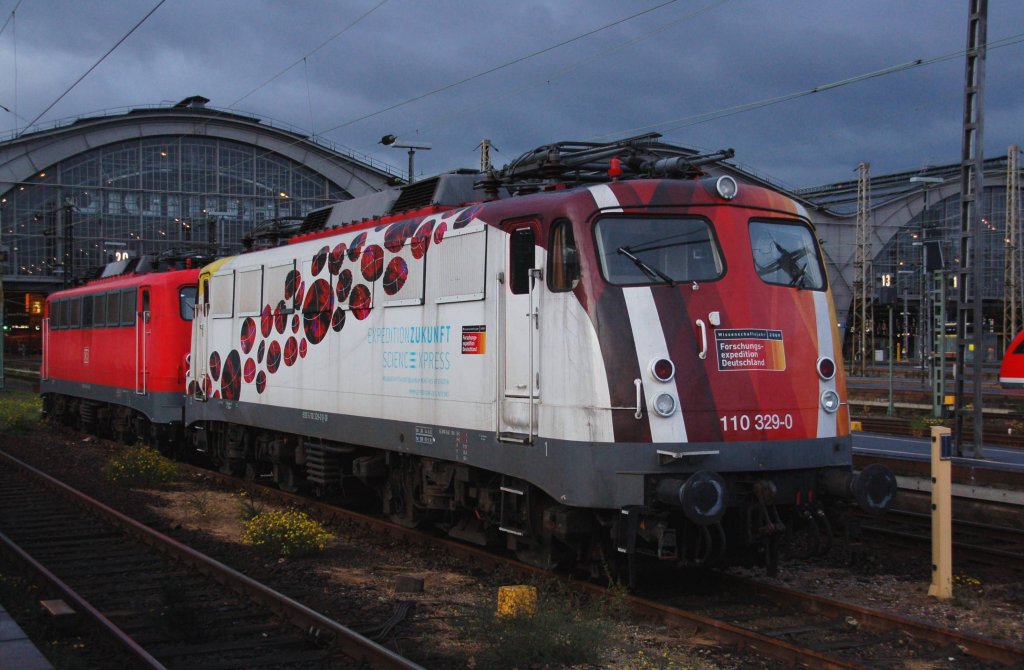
top-left (595, 216), bottom-right (722, 285)
top-left (50, 300), bottom-right (62, 330)
top-left (120, 289), bottom-right (136, 326)
top-left (82, 295), bottom-right (93, 328)
top-left (265, 262), bottom-right (294, 314)
top-left (749, 220), bottom-right (826, 290)
top-left (93, 292), bottom-right (107, 327)
top-left (106, 292), bottom-right (121, 327)
top-left (211, 272), bottom-right (235, 318)
top-left (180, 286), bottom-right (197, 321)
top-left (509, 227), bottom-right (536, 295)
top-left (236, 267), bottom-right (263, 316)
top-left (60, 299), bottom-right (71, 330)
top-left (433, 226), bottom-right (487, 303)
top-left (68, 298), bottom-right (82, 329)
top-left (548, 219), bottom-right (580, 292)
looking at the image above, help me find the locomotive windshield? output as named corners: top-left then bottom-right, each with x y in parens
top-left (179, 286), bottom-right (197, 320)
top-left (595, 216), bottom-right (723, 285)
top-left (749, 220), bottom-right (826, 290)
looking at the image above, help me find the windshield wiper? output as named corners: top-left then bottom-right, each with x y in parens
top-left (617, 246), bottom-right (676, 286)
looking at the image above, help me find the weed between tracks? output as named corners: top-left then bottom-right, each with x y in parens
top-left (105, 445), bottom-right (179, 488)
top-left (240, 508), bottom-right (334, 557)
top-left (0, 391), bottom-right (41, 432)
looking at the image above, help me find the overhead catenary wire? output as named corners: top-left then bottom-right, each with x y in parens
top-left (112, 0), bottom-right (684, 185)
top-left (401, 0), bottom-right (732, 149)
top-left (603, 31), bottom-right (1024, 140)
top-left (0, 0), bottom-right (24, 38)
top-left (312, 0), bottom-right (682, 137)
top-left (225, 0), bottom-right (390, 111)
top-left (18, 0), bottom-right (168, 137)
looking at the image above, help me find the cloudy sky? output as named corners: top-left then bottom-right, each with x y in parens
top-left (1, 0), bottom-right (1022, 188)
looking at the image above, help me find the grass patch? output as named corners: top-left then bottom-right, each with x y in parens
top-left (241, 508), bottom-right (333, 557)
top-left (0, 391), bottom-right (41, 433)
top-left (106, 445), bottom-right (179, 488)
top-left (185, 491), bottom-right (216, 519)
top-left (463, 583), bottom-right (619, 668)
top-left (236, 490), bottom-right (266, 521)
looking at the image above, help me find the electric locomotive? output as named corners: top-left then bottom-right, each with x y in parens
top-left (41, 255), bottom-right (201, 448)
top-left (1000, 330), bottom-right (1024, 388)
top-left (184, 135), bottom-right (896, 575)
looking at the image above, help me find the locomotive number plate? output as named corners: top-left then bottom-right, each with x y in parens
top-left (719, 413), bottom-right (794, 432)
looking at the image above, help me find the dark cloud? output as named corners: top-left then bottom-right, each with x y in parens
top-left (1, 0), bottom-right (1022, 187)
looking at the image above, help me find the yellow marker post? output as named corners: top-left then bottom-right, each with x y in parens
top-left (927, 425), bottom-right (952, 599)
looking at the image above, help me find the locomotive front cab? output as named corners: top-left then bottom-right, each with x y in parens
top-left (999, 330), bottom-right (1024, 388)
top-left (583, 177), bottom-right (893, 571)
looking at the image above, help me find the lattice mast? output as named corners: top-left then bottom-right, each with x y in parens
top-left (1004, 146), bottom-right (1021, 341)
top-left (953, 0), bottom-right (988, 457)
top-left (850, 162), bottom-right (872, 376)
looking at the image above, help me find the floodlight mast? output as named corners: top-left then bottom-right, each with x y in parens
top-left (380, 135), bottom-right (432, 184)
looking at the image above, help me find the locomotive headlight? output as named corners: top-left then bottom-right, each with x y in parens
top-left (715, 175), bottom-right (738, 200)
top-left (820, 389), bottom-right (841, 413)
top-left (653, 393), bottom-right (677, 417)
top-left (650, 357), bottom-right (675, 382)
top-left (816, 356), bottom-right (836, 381)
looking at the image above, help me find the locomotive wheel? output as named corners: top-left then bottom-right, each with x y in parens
top-left (274, 464), bottom-right (301, 493)
top-left (385, 471), bottom-right (420, 528)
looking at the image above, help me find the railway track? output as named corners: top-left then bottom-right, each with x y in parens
top-left (182, 463), bottom-right (1024, 669)
top-left (0, 450), bottom-right (423, 670)
top-left (858, 507), bottom-right (1024, 573)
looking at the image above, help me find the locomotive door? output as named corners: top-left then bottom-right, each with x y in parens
top-left (135, 287), bottom-right (151, 395)
top-left (499, 220), bottom-right (540, 443)
top-left (192, 276), bottom-right (210, 399)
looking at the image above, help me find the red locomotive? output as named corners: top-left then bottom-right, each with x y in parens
top-left (1000, 330), bottom-right (1024, 389)
top-left (41, 257), bottom-right (199, 448)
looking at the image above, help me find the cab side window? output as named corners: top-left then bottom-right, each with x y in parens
top-left (509, 227), bottom-right (535, 295)
top-left (548, 219), bottom-right (580, 292)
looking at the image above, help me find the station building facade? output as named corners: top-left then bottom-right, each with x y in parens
top-left (0, 96), bottom-right (398, 352)
top-left (797, 155), bottom-right (1021, 365)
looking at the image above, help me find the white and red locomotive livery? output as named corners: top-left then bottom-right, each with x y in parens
top-left (184, 138), bottom-right (896, 573)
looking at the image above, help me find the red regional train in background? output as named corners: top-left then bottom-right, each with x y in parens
top-left (1000, 330), bottom-right (1024, 388)
top-left (41, 135), bottom-right (896, 579)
